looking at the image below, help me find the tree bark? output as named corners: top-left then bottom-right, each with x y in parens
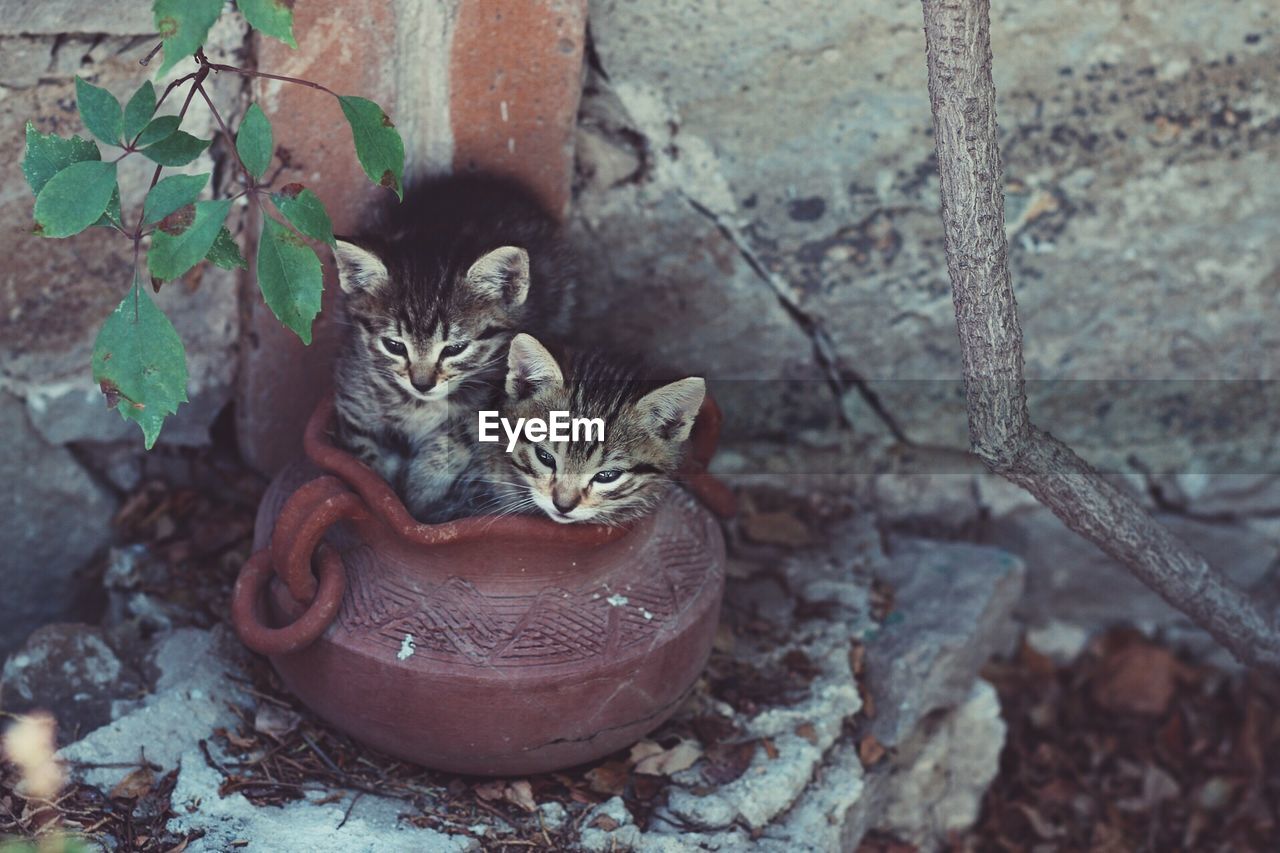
top-left (919, 0), bottom-right (1280, 670)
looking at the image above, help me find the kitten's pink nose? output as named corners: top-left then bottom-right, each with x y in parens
top-left (552, 495), bottom-right (580, 515)
top-left (409, 370), bottom-right (435, 393)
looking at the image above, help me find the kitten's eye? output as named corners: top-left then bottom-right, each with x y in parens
top-left (441, 341), bottom-right (469, 358)
top-left (534, 446), bottom-right (556, 470)
top-left (381, 337), bottom-right (408, 357)
top-left (593, 469), bottom-right (624, 484)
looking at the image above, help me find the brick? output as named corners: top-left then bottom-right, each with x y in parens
top-left (450, 0), bottom-right (587, 218)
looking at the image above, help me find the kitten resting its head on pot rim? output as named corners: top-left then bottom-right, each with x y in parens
top-left (331, 174), bottom-right (574, 519)
top-left (482, 334), bottom-right (706, 526)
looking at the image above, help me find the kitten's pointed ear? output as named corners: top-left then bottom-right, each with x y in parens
top-left (636, 378), bottom-right (706, 443)
top-left (333, 239), bottom-right (389, 295)
top-left (466, 246), bottom-right (530, 307)
top-left (506, 334), bottom-right (564, 401)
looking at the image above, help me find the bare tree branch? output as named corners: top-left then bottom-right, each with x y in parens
top-left (919, 0), bottom-right (1280, 670)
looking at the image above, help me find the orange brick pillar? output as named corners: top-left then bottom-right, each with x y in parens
top-left (237, 0), bottom-right (587, 474)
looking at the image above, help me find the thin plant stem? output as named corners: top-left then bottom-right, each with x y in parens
top-left (203, 60), bottom-right (339, 98)
top-left (134, 66), bottom-right (208, 240)
top-left (194, 77), bottom-right (256, 189)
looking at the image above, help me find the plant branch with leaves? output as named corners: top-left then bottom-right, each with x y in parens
top-left (21, 0), bottom-right (405, 447)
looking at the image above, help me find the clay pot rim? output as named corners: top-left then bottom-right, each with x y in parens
top-left (302, 391), bottom-right (729, 548)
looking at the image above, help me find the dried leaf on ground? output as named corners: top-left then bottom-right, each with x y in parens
top-left (253, 703), bottom-right (302, 740)
top-left (585, 760), bottom-right (630, 796)
top-left (1091, 633), bottom-right (1180, 716)
top-left (110, 765), bottom-right (155, 800)
top-left (634, 740), bottom-right (702, 776)
top-left (859, 735), bottom-right (885, 767)
top-left (474, 779), bottom-right (537, 813)
top-left (741, 510), bottom-right (813, 547)
top-left (702, 740), bottom-right (757, 785)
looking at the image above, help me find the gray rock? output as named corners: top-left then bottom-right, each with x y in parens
top-left (867, 538), bottom-right (1024, 747)
top-left (60, 627), bottom-right (251, 790)
top-left (1, 623), bottom-right (142, 742)
top-left (580, 797), bottom-right (643, 852)
top-left (876, 681), bottom-right (1007, 848)
top-left (168, 757), bottom-right (478, 853)
top-left (568, 179), bottom-right (834, 439)
top-left (58, 626), bottom-right (479, 851)
top-left (538, 801), bottom-right (568, 833)
top-left (989, 504), bottom-right (1280, 658)
top-left (764, 744), bottom-right (866, 853)
top-left (1157, 473), bottom-right (1280, 518)
top-left (0, 2), bottom-right (152, 34)
top-left (26, 375), bottom-right (234, 447)
top-left (0, 392), bottom-right (115, 656)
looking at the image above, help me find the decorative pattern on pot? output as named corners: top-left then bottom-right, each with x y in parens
top-left (232, 392), bottom-right (733, 775)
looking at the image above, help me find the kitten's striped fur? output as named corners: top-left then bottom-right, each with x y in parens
top-left (331, 175), bottom-right (574, 520)
top-left (475, 334), bottom-right (706, 526)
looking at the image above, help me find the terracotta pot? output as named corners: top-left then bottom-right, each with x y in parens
top-left (231, 393), bottom-right (735, 775)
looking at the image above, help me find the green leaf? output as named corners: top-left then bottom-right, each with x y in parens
top-left (143, 172), bottom-right (210, 224)
top-left (237, 0), bottom-right (297, 48)
top-left (153, 0), bottom-right (225, 76)
top-left (206, 226), bottom-right (248, 270)
top-left (123, 80), bottom-right (157, 141)
top-left (257, 217), bottom-right (323, 343)
top-left (148, 199), bottom-right (231, 281)
top-left (75, 77), bottom-right (123, 145)
top-left (22, 121), bottom-right (100, 196)
top-left (34, 160), bottom-right (118, 238)
top-left (135, 115), bottom-right (182, 148)
top-left (337, 95), bottom-right (404, 199)
top-left (235, 103), bottom-right (273, 180)
top-left (271, 184), bottom-right (335, 246)
top-left (95, 187), bottom-right (124, 230)
top-left (92, 286), bottom-right (189, 449)
top-left (141, 131), bottom-right (211, 166)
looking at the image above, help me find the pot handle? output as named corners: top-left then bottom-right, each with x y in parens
top-left (268, 475), bottom-right (368, 604)
top-left (231, 475), bottom-right (368, 656)
top-left (681, 395), bottom-right (738, 519)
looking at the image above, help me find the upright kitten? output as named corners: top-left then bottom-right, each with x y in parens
top-left (332, 175), bottom-right (574, 519)
top-left (478, 334), bottom-right (706, 526)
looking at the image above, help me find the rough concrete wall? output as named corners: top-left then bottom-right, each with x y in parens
top-left (574, 0), bottom-right (1280, 476)
top-left (0, 6), bottom-right (248, 654)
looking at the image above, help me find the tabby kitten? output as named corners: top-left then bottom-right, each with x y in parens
top-left (478, 334), bottom-right (706, 526)
top-left (332, 175), bottom-right (575, 520)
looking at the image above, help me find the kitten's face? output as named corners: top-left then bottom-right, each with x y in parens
top-left (334, 241), bottom-right (530, 403)
top-left (494, 335), bottom-right (706, 525)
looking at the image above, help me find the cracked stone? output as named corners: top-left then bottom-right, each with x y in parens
top-left (1, 623), bottom-right (142, 743)
top-left (582, 0), bottom-right (1280, 480)
top-left (867, 537), bottom-right (1025, 748)
top-left (876, 680), bottom-right (1007, 848)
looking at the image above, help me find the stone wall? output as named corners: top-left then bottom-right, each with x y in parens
top-left (572, 0), bottom-right (1280, 479)
top-left (0, 4), bottom-right (247, 653)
